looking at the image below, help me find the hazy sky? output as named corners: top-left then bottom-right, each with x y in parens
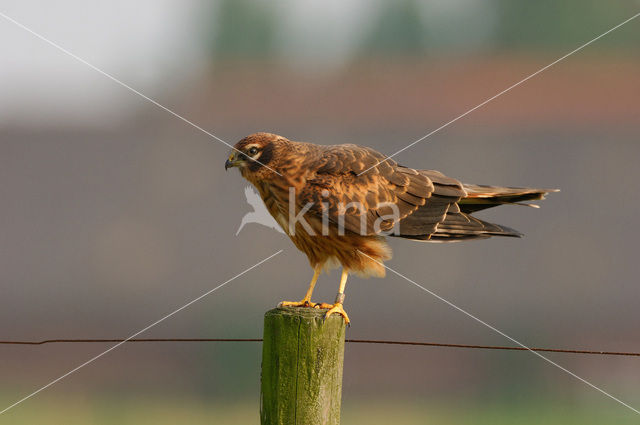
top-left (0, 1), bottom-right (498, 126)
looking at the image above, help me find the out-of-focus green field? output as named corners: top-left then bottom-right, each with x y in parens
top-left (2, 396), bottom-right (638, 424)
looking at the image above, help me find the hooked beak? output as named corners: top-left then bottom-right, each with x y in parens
top-left (224, 153), bottom-right (236, 171)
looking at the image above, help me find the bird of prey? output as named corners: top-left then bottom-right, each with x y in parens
top-left (225, 132), bottom-right (557, 324)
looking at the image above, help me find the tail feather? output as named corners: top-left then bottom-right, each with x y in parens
top-left (459, 184), bottom-right (559, 213)
top-left (393, 184), bottom-right (558, 242)
top-left (396, 212), bottom-right (522, 242)
top-left (391, 182), bottom-right (557, 243)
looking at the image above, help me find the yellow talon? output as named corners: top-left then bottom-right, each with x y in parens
top-left (323, 303), bottom-right (350, 326)
top-left (278, 299), bottom-right (317, 308)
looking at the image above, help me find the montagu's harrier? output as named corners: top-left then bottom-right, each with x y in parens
top-left (225, 132), bottom-right (556, 324)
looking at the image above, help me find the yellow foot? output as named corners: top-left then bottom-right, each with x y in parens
top-left (316, 303), bottom-right (350, 326)
top-left (278, 300), bottom-right (317, 308)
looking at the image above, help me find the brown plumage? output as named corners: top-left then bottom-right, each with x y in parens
top-left (225, 132), bottom-right (557, 323)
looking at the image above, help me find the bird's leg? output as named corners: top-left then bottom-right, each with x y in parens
top-left (278, 265), bottom-right (321, 308)
top-left (317, 269), bottom-right (350, 325)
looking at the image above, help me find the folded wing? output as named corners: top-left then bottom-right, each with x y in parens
top-left (297, 143), bottom-right (556, 241)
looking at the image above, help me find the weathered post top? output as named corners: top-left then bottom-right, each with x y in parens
top-left (261, 307), bottom-right (347, 425)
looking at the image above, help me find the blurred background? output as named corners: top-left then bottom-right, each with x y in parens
top-left (1, 1), bottom-right (640, 423)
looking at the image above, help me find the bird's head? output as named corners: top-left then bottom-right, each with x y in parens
top-left (225, 132), bottom-right (288, 178)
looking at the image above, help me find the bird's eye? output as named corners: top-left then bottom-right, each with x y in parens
top-left (248, 147), bottom-right (259, 156)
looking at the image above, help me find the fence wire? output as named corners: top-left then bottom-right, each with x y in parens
top-left (0, 338), bottom-right (638, 357)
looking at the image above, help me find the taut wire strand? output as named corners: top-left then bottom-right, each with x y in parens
top-left (1, 338), bottom-right (638, 357)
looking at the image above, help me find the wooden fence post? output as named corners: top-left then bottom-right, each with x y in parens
top-left (260, 307), bottom-right (347, 425)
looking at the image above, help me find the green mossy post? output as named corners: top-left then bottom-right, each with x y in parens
top-left (261, 307), bottom-right (347, 425)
